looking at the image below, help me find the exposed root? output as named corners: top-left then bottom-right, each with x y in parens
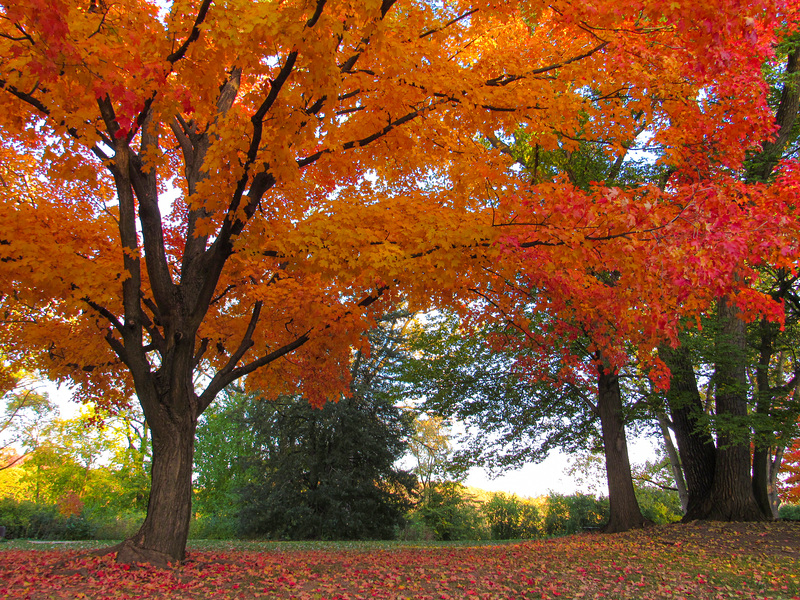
top-left (115, 539), bottom-right (175, 569)
top-left (90, 541), bottom-right (126, 558)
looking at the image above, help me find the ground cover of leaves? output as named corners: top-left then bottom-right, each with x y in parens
top-left (0, 521), bottom-right (798, 599)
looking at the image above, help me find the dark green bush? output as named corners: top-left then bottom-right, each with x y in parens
top-left (778, 503), bottom-right (800, 521)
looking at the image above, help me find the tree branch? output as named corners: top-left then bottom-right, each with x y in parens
top-left (166, 0), bottom-right (214, 64)
top-left (0, 81), bottom-right (110, 162)
top-left (298, 99), bottom-right (446, 168)
top-left (420, 9), bottom-right (478, 39)
top-left (305, 0), bottom-right (328, 28)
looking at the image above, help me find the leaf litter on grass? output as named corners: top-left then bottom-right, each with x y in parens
top-left (0, 522), bottom-right (798, 599)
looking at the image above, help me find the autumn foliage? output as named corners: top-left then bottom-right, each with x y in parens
top-left (2, 0), bottom-right (800, 561)
top-left (1, 521), bottom-right (799, 599)
top-left (781, 440), bottom-right (800, 503)
top-left (1, 0), bottom-right (795, 398)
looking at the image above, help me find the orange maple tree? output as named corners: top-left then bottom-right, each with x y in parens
top-left (0, 0), bottom-right (797, 563)
top-left (780, 435), bottom-right (800, 504)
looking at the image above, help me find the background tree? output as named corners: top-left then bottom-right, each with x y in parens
top-left (407, 414), bottom-right (463, 493)
top-left (236, 391), bottom-right (415, 540)
top-left (192, 391), bottom-right (256, 537)
top-left (397, 310), bottom-right (671, 531)
top-left (1, 379), bottom-right (55, 472)
top-left (196, 312), bottom-right (417, 540)
top-left (395, 313), bottom-right (598, 472)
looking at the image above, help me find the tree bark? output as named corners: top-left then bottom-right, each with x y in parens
top-left (115, 345), bottom-right (200, 565)
top-left (597, 364), bottom-right (650, 533)
top-left (752, 319), bottom-right (777, 518)
top-left (116, 416), bottom-right (197, 566)
top-left (752, 447), bottom-right (774, 518)
top-left (699, 297), bottom-right (765, 521)
top-left (659, 343), bottom-right (716, 520)
top-left (768, 447), bottom-right (784, 517)
top-left (754, 441), bottom-right (785, 519)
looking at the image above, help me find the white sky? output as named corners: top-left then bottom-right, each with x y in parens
top-left (463, 437), bottom-right (659, 498)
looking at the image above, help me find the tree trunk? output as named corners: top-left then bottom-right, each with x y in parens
top-left (656, 411), bottom-right (688, 513)
top-left (752, 319), bottom-right (780, 519)
top-left (754, 445), bottom-right (784, 519)
top-left (115, 407), bottom-right (197, 566)
top-left (700, 297), bottom-right (765, 521)
top-left (113, 346), bottom-right (201, 566)
top-left (768, 447), bottom-right (784, 517)
top-left (659, 343), bottom-right (716, 520)
top-left (752, 447), bottom-right (774, 518)
top-left (597, 365), bottom-right (650, 533)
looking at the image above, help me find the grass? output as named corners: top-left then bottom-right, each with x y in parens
top-left (0, 538), bottom-right (524, 552)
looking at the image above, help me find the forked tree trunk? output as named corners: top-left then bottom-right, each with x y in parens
top-left (659, 343), bottom-right (717, 520)
top-left (698, 297), bottom-right (765, 521)
top-left (597, 365), bottom-right (650, 533)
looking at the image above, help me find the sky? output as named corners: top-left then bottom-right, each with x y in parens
top-left (463, 436), bottom-right (659, 498)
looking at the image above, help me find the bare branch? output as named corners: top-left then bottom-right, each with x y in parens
top-left (486, 41), bottom-right (610, 86)
top-left (298, 100), bottom-right (446, 168)
top-left (82, 296), bottom-right (124, 333)
top-left (305, 0), bottom-right (328, 27)
top-left (166, 0), bottom-right (214, 64)
top-left (0, 81), bottom-right (110, 161)
top-left (420, 9), bottom-right (478, 38)
top-left (194, 337), bottom-right (210, 368)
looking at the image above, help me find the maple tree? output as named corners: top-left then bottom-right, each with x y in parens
top-left (1, 0), bottom-right (798, 563)
top-left (462, 23), bottom-right (800, 529)
top-left (657, 40), bottom-right (800, 522)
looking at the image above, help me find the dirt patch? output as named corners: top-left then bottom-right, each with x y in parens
top-left (616, 519), bottom-right (800, 559)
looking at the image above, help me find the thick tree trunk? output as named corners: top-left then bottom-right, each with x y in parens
top-left (752, 319), bottom-right (780, 519)
top-left (112, 343), bottom-right (202, 565)
top-left (116, 407), bottom-right (197, 566)
top-left (659, 343), bottom-right (716, 520)
top-left (699, 297), bottom-right (765, 521)
top-left (597, 365), bottom-right (650, 533)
